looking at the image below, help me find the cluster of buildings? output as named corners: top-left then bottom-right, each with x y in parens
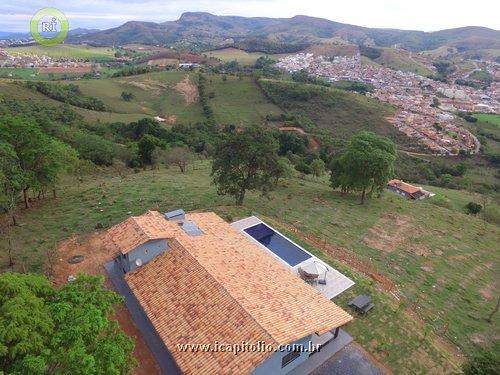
top-left (276, 52), bottom-right (499, 155)
top-left (0, 48), bottom-right (92, 72)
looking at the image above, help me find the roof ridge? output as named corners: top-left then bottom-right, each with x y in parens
top-left (130, 215), bottom-right (150, 238)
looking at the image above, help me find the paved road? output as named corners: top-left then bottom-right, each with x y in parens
top-left (311, 343), bottom-right (384, 375)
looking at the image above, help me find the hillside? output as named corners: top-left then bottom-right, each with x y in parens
top-left (69, 12), bottom-right (500, 52)
top-left (2, 161), bottom-right (498, 373)
top-left (0, 72), bottom-right (282, 125)
top-left (258, 79), bottom-right (423, 151)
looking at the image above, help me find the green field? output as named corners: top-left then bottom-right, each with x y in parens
top-left (5, 44), bottom-right (116, 60)
top-left (469, 69), bottom-right (493, 83)
top-left (3, 161), bottom-right (498, 373)
top-left (0, 67), bottom-right (38, 79)
top-left (204, 74), bottom-right (283, 125)
top-left (374, 48), bottom-right (434, 76)
top-left (205, 48), bottom-right (289, 65)
top-left (474, 113), bottom-right (500, 126)
top-left (0, 71), bottom-right (285, 125)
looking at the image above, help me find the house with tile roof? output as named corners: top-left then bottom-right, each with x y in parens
top-left (104, 210), bottom-right (353, 375)
top-left (387, 179), bottom-right (434, 200)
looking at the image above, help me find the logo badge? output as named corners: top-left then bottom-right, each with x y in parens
top-left (30, 7), bottom-right (69, 46)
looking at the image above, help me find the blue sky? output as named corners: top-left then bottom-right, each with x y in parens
top-left (1, 0), bottom-right (499, 32)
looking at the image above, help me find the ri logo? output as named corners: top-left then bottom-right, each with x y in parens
top-left (41, 17), bottom-right (59, 32)
top-left (30, 7), bottom-right (69, 46)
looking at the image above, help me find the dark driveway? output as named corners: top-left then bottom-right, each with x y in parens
top-left (310, 343), bottom-right (385, 375)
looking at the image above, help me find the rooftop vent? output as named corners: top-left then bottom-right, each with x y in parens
top-left (165, 209), bottom-right (185, 221)
top-left (181, 220), bottom-right (204, 236)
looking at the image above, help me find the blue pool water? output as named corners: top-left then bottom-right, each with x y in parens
top-left (244, 223), bottom-right (312, 266)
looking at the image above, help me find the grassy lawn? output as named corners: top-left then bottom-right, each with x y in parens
top-left (2, 161), bottom-right (498, 373)
top-left (0, 67), bottom-right (38, 79)
top-left (474, 113), bottom-right (500, 126)
top-left (5, 44), bottom-right (116, 60)
top-left (469, 69), bottom-right (493, 83)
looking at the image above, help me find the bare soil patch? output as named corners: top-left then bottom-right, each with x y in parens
top-left (277, 222), bottom-right (397, 293)
top-left (479, 283), bottom-right (495, 300)
top-left (175, 75), bottom-right (198, 105)
top-left (124, 79), bottom-right (168, 92)
top-left (362, 213), bottom-right (430, 256)
top-left (38, 66), bottom-right (92, 74)
top-left (165, 115), bottom-right (177, 125)
top-left (147, 58), bottom-right (179, 67)
top-left (363, 214), bottom-right (412, 253)
top-left (49, 233), bottom-right (160, 375)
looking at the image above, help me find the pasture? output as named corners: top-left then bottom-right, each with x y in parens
top-left (5, 44), bottom-right (116, 60)
top-left (205, 48), bottom-right (290, 65)
top-left (2, 161), bottom-right (498, 373)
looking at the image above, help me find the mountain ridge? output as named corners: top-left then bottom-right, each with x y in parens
top-left (69, 12), bottom-right (500, 52)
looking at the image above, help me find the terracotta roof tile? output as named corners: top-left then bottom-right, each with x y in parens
top-left (119, 212), bottom-right (353, 375)
top-left (104, 211), bottom-right (181, 255)
top-left (388, 179), bottom-right (422, 195)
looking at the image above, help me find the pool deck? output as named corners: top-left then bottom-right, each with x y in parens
top-left (231, 216), bottom-right (354, 300)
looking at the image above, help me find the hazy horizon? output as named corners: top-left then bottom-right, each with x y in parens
top-left (1, 0), bottom-right (499, 33)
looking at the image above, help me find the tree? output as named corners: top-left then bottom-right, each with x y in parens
top-left (310, 159), bottom-right (326, 178)
top-left (277, 132), bottom-right (308, 156)
top-left (0, 116), bottom-right (77, 208)
top-left (462, 347), bottom-right (499, 375)
top-left (121, 91), bottom-right (134, 101)
top-left (0, 142), bottom-right (25, 225)
top-left (212, 125), bottom-right (283, 205)
top-left (137, 135), bottom-right (158, 166)
top-left (0, 273), bottom-right (136, 375)
top-left (465, 202), bottom-right (482, 215)
top-left (165, 147), bottom-right (193, 173)
top-left (330, 131), bottom-right (396, 204)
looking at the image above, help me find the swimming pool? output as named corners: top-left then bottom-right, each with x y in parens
top-left (244, 223), bottom-right (312, 267)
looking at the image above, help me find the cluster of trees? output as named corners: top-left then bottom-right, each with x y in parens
top-left (462, 346), bottom-right (499, 375)
top-left (259, 79), bottom-right (321, 104)
top-left (231, 39), bottom-right (308, 54)
top-left (457, 111), bottom-right (478, 123)
top-left (291, 70), bottom-right (330, 87)
top-left (111, 65), bottom-right (161, 78)
top-left (211, 125), bottom-right (397, 205)
top-left (455, 78), bottom-right (489, 90)
top-left (330, 131), bottom-right (396, 204)
top-left (0, 115), bottom-right (77, 224)
top-left (27, 82), bottom-right (107, 111)
top-left (358, 45), bottom-right (382, 60)
top-left (121, 91), bottom-right (135, 101)
top-left (212, 125), bottom-right (285, 205)
top-left (0, 273), bottom-right (135, 374)
top-left (197, 74), bottom-right (215, 124)
top-left (429, 61), bottom-right (456, 82)
top-left (331, 80), bottom-right (373, 94)
top-left (395, 154), bottom-right (469, 190)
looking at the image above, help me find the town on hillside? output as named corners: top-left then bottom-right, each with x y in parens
top-left (277, 52), bottom-right (499, 155)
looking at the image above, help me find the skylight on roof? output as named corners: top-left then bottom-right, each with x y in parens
top-left (181, 221), bottom-right (203, 236)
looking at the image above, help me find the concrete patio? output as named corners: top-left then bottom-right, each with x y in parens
top-left (231, 216), bottom-right (355, 299)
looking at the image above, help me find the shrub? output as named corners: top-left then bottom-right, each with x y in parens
top-left (464, 202), bottom-right (482, 215)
